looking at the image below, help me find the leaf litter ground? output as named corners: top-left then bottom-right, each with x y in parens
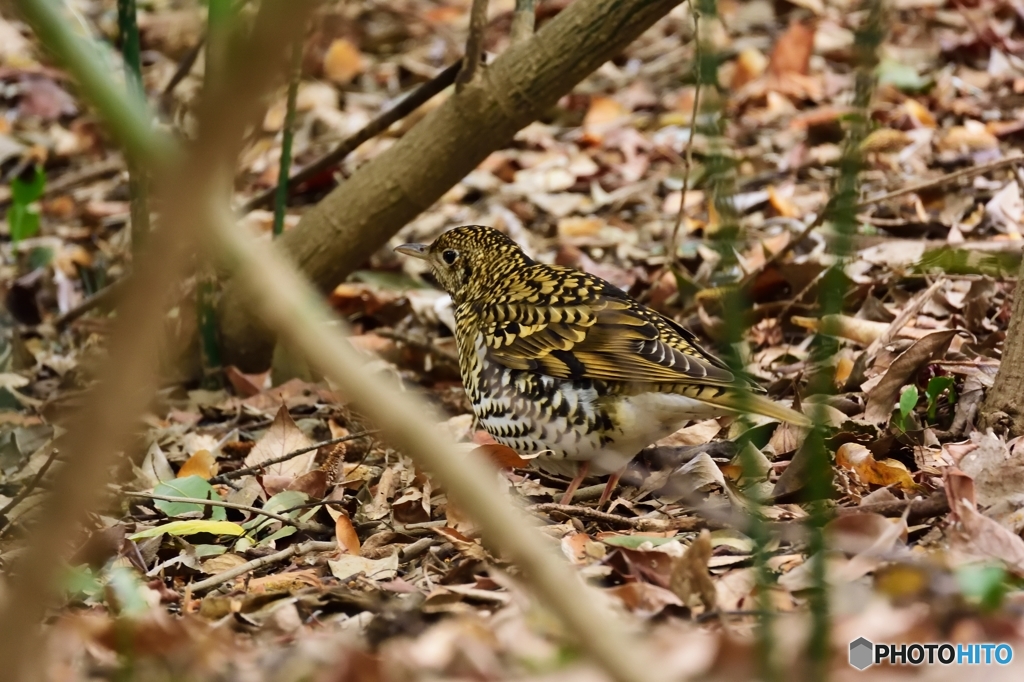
top-left (4, 0), bottom-right (1024, 679)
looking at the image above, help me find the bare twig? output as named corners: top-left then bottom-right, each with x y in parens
top-left (120, 490), bottom-right (330, 533)
top-left (668, 0), bottom-right (701, 274)
top-left (374, 328), bottom-right (459, 367)
top-left (209, 429), bottom-right (378, 483)
top-left (856, 154), bottom-right (1024, 210)
top-left (52, 277), bottom-right (127, 328)
top-left (238, 60), bottom-right (462, 215)
top-left (0, 448), bottom-right (60, 525)
top-left (529, 503), bottom-right (716, 532)
top-left (160, 35), bottom-right (206, 99)
top-left (863, 277), bottom-right (945, 358)
top-left (456, 0), bottom-right (489, 91)
top-left (188, 539), bottom-right (337, 594)
top-left (836, 491), bottom-right (950, 523)
top-left (510, 0), bottom-right (535, 44)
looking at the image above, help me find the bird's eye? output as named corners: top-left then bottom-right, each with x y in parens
top-left (441, 249), bottom-right (459, 265)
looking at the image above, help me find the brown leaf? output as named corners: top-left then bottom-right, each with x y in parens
top-left (225, 366), bottom-right (268, 397)
top-left (669, 530), bottom-right (717, 612)
top-left (323, 39), bottom-right (364, 85)
top-left (244, 405), bottom-right (315, 479)
top-left (835, 443), bottom-right (919, 491)
top-left (768, 18), bottom-right (815, 77)
top-left (826, 512), bottom-right (907, 556)
top-left (863, 330), bottom-right (957, 424)
top-left (583, 96), bottom-right (628, 141)
top-left (472, 443), bottom-right (528, 470)
top-left (287, 469), bottom-right (328, 499)
top-left (607, 582), bottom-right (682, 617)
top-left (335, 511), bottom-right (361, 555)
top-left (177, 449), bottom-right (217, 480)
top-left (951, 498), bottom-right (1024, 576)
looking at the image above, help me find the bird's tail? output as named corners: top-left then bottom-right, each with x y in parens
top-left (700, 389), bottom-right (814, 428)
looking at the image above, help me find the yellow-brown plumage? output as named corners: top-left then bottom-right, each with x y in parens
top-left (396, 226), bottom-right (809, 503)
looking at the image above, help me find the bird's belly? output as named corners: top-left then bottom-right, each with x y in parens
top-left (473, 366), bottom-right (606, 458)
top-left (471, 369), bottom-right (728, 474)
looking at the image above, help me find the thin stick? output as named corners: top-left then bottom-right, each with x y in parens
top-left (836, 491), bottom-right (949, 522)
top-left (737, 155), bottom-right (1024, 294)
top-left (121, 490), bottom-right (329, 533)
top-left (161, 35), bottom-right (206, 99)
top-left (510, 0), bottom-right (535, 44)
top-left (374, 328), bottom-right (459, 367)
top-left (272, 40), bottom-right (302, 237)
top-left (188, 539), bottom-right (337, 593)
top-left (529, 503), bottom-right (714, 532)
top-left (456, 0), bottom-right (489, 91)
top-left (856, 154), bottom-right (1024, 209)
top-left (0, 448), bottom-right (60, 525)
top-left (238, 60), bottom-right (462, 215)
top-left (668, 1), bottom-right (701, 273)
top-left (52, 276), bottom-right (127, 328)
top-left (864, 277), bottom-right (945, 358)
top-left (209, 430), bottom-right (378, 483)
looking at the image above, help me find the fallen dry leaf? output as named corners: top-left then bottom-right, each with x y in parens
top-left (244, 405), bottom-right (315, 480)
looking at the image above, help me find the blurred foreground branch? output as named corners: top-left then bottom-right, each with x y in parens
top-left (0, 2), bottom-right (314, 678)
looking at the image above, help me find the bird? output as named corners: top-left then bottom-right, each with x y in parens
top-left (395, 226), bottom-right (811, 505)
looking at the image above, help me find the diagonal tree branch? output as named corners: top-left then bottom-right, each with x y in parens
top-left (217, 0), bottom-right (686, 371)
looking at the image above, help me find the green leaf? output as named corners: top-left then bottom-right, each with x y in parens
top-left (8, 204), bottom-right (40, 243)
top-left (876, 59), bottom-right (931, 93)
top-left (926, 376), bottom-right (956, 421)
top-left (957, 564), bottom-right (1007, 612)
top-left (63, 564), bottom-right (102, 599)
top-left (263, 490), bottom-right (307, 515)
top-left (106, 566), bottom-right (150, 616)
top-left (129, 519), bottom-right (246, 540)
top-left (899, 385), bottom-right (919, 419)
top-left (11, 165), bottom-right (45, 205)
top-left (152, 475), bottom-right (227, 520)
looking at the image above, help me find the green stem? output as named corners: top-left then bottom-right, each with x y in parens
top-left (273, 42), bottom-right (302, 238)
top-left (117, 0), bottom-right (150, 256)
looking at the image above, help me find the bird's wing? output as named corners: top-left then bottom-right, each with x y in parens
top-left (478, 268), bottom-right (736, 385)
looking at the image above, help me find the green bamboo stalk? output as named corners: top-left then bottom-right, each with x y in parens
top-left (117, 0), bottom-right (151, 256)
top-left (195, 0), bottom-right (236, 388)
top-left (805, 1), bottom-right (886, 677)
top-left (272, 42), bottom-right (302, 238)
top-left (691, 0), bottom-right (777, 677)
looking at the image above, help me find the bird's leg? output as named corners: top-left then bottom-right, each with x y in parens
top-left (598, 467), bottom-right (625, 506)
top-left (559, 461), bottom-right (590, 505)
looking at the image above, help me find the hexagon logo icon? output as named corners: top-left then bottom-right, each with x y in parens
top-left (849, 637), bottom-right (874, 670)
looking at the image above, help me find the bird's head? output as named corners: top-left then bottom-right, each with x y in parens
top-left (395, 226), bottom-right (532, 303)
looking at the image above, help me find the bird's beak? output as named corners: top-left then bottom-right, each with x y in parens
top-left (394, 243), bottom-right (430, 260)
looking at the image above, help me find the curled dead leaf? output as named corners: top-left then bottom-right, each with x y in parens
top-left (835, 442), bottom-right (919, 491)
top-left (177, 449), bottom-right (217, 480)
